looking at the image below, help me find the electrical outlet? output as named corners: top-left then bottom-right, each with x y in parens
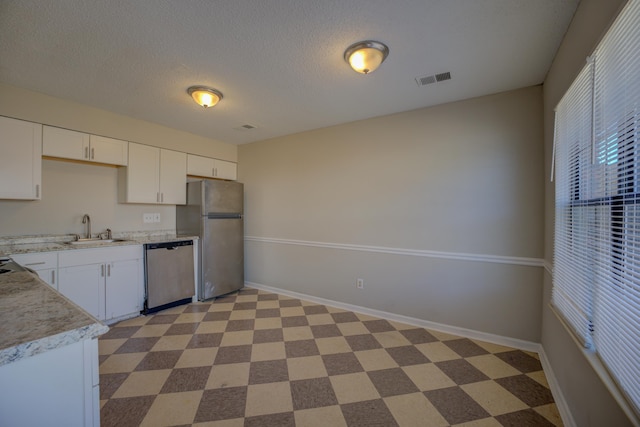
top-left (143, 213), bottom-right (154, 223)
top-left (152, 213), bottom-right (161, 223)
top-left (356, 278), bottom-right (364, 289)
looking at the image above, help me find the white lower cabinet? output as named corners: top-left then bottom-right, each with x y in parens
top-left (105, 258), bottom-right (140, 320)
top-left (59, 263), bottom-right (105, 320)
top-left (58, 245), bottom-right (143, 323)
top-left (10, 251), bottom-right (58, 289)
top-left (0, 338), bottom-right (100, 427)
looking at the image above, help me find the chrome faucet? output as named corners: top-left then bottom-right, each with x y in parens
top-left (82, 214), bottom-right (91, 239)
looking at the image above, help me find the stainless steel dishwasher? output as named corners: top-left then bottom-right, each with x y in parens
top-left (143, 240), bottom-right (195, 314)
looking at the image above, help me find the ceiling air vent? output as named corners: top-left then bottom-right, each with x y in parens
top-left (415, 71), bottom-right (452, 87)
top-left (234, 124), bottom-right (257, 131)
top-left (416, 75), bottom-right (436, 86)
top-left (435, 72), bottom-right (451, 82)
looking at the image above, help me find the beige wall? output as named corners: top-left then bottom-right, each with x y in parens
top-left (240, 86), bottom-right (545, 342)
top-left (0, 83), bottom-right (237, 237)
top-left (542, 0), bottom-right (633, 425)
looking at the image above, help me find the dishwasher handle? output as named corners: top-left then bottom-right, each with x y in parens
top-left (145, 240), bottom-right (193, 251)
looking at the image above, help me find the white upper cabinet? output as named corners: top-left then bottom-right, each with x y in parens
top-left (42, 126), bottom-right (89, 160)
top-left (187, 154), bottom-right (237, 181)
top-left (160, 148), bottom-right (188, 204)
top-left (187, 154), bottom-right (213, 177)
top-left (88, 135), bottom-right (128, 166)
top-left (121, 142), bottom-right (186, 204)
top-left (215, 159), bottom-right (237, 180)
top-left (0, 116), bottom-right (42, 200)
top-left (43, 126), bottom-right (128, 166)
top-left (122, 143), bottom-right (159, 204)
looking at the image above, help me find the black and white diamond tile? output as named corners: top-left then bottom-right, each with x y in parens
top-left (98, 288), bottom-right (563, 426)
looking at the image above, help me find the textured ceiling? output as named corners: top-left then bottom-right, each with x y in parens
top-left (0, 0), bottom-right (579, 145)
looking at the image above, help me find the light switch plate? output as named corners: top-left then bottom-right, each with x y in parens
top-left (152, 213), bottom-right (161, 223)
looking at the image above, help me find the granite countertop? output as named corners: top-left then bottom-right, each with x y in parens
top-left (0, 231), bottom-right (198, 256)
top-left (0, 231), bottom-right (198, 366)
top-left (0, 271), bottom-right (109, 366)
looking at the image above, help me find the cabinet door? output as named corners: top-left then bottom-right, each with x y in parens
top-left (187, 154), bottom-right (237, 181)
top-left (187, 154), bottom-right (215, 178)
top-left (33, 268), bottom-right (57, 289)
top-left (0, 117), bottom-right (42, 200)
top-left (214, 159), bottom-right (237, 180)
top-left (58, 264), bottom-right (105, 320)
top-left (159, 149), bottom-right (187, 205)
top-left (42, 126), bottom-right (89, 161)
top-left (125, 142), bottom-right (160, 203)
top-left (89, 135), bottom-right (128, 166)
top-left (105, 259), bottom-right (141, 320)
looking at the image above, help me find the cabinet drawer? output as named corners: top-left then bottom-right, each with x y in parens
top-left (11, 251), bottom-right (58, 270)
top-left (59, 245), bottom-right (142, 267)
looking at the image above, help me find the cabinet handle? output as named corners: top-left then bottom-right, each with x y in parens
top-left (35, 184), bottom-right (40, 198)
top-left (101, 264), bottom-right (105, 277)
top-left (156, 192), bottom-right (160, 203)
top-left (161, 193), bottom-right (164, 203)
top-left (91, 147), bottom-right (95, 160)
top-left (24, 261), bottom-right (46, 266)
top-left (85, 147), bottom-right (89, 159)
top-left (107, 264), bottom-right (111, 277)
top-left (214, 167), bottom-right (218, 177)
top-left (51, 270), bottom-right (55, 285)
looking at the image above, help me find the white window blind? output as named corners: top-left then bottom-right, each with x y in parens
top-left (553, 0), bottom-right (640, 415)
top-left (554, 61), bottom-right (595, 347)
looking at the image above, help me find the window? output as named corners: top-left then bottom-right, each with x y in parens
top-left (553, 0), bottom-right (640, 415)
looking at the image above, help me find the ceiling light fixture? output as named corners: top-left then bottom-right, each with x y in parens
top-left (344, 40), bottom-right (389, 74)
top-left (187, 86), bottom-right (223, 108)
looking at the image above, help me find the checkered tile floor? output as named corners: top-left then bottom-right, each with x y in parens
top-left (98, 287), bottom-right (562, 426)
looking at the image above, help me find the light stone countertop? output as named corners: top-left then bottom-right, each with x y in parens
top-left (0, 231), bottom-right (198, 366)
top-left (0, 271), bottom-right (109, 366)
top-left (0, 231), bottom-right (198, 256)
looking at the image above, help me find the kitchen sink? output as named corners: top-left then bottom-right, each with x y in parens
top-left (66, 239), bottom-right (131, 246)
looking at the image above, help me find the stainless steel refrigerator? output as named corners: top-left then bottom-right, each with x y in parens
top-left (176, 179), bottom-right (244, 300)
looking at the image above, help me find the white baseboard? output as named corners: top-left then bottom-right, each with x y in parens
top-left (538, 347), bottom-right (576, 427)
top-left (245, 281), bottom-right (540, 353)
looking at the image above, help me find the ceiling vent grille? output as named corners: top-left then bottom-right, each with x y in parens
top-left (416, 75), bottom-right (436, 86)
top-left (234, 124), bottom-right (257, 131)
top-left (415, 71), bottom-right (452, 87)
top-left (435, 72), bottom-right (451, 82)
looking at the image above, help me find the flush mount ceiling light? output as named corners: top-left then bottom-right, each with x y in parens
top-left (344, 40), bottom-right (389, 74)
top-left (187, 86), bottom-right (223, 108)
